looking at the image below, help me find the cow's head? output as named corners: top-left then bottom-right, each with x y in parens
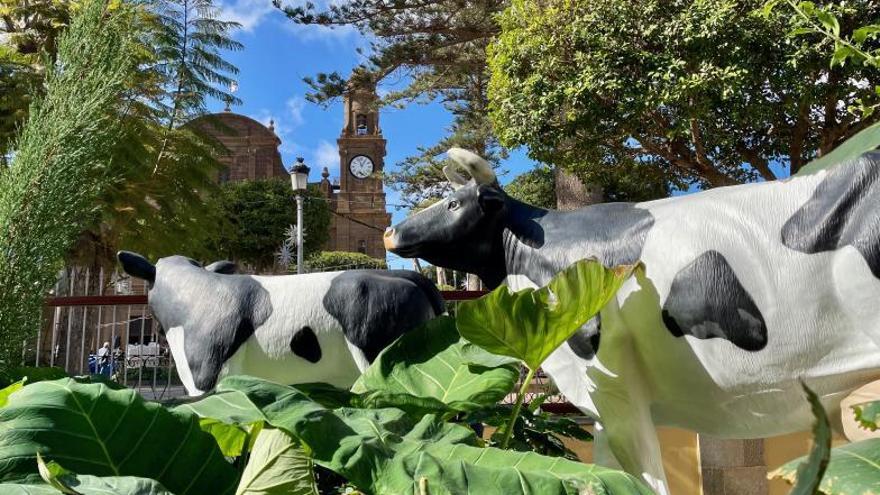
top-left (117, 251), bottom-right (251, 396)
top-left (384, 148), bottom-right (509, 287)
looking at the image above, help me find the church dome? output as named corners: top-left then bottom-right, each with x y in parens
top-left (188, 112), bottom-right (287, 182)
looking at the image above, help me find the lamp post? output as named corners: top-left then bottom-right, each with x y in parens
top-left (289, 157), bottom-right (310, 274)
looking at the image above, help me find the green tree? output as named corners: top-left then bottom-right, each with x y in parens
top-left (73, 0), bottom-right (243, 265)
top-left (488, 0), bottom-right (880, 189)
top-left (1, 0), bottom-right (242, 265)
top-left (0, 0), bottom-right (72, 160)
top-left (0, 0), bottom-right (140, 369)
top-left (505, 167), bottom-right (556, 209)
top-left (150, 0), bottom-right (242, 168)
top-left (767, 0), bottom-right (880, 116)
top-left (210, 180), bottom-right (331, 272)
top-left (276, 0), bottom-right (508, 207)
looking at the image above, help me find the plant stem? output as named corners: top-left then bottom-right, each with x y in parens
top-left (500, 366), bottom-right (536, 450)
top-left (784, 0), bottom-right (876, 64)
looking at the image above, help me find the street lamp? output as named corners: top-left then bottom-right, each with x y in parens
top-left (289, 157), bottom-right (310, 274)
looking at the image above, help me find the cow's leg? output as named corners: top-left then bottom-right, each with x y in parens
top-left (591, 422), bottom-right (623, 470)
top-left (585, 284), bottom-right (670, 493)
top-left (596, 392), bottom-right (669, 495)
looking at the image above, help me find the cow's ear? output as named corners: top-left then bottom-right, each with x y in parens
top-left (477, 185), bottom-right (505, 213)
top-left (205, 260), bottom-right (237, 274)
top-left (117, 251), bottom-right (155, 283)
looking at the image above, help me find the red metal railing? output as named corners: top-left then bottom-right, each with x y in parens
top-left (44, 291), bottom-right (489, 306)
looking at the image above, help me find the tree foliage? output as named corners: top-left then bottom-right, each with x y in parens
top-left (0, 0), bottom-right (72, 158)
top-left (210, 180), bottom-right (331, 272)
top-left (1, 0), bottom-right (243, 266)
top-left (275, 0), bottom-right (508, 207)
top-left (768, 0), bottom-right (880, 127)
top-left (0, 0), bottom-right (140, 369)
top-left (74, 0), bottom-right (242, 265)
top-left (504, 167), bottom-right (556, 210)
top-left (488, 0), bottom-right (880, 190)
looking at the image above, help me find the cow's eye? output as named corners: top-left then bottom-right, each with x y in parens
top-left (447, 200), bottom-right (460, 210)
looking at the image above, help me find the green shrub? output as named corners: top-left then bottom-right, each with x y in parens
top-left (305, 251), bottom-right (387, 272)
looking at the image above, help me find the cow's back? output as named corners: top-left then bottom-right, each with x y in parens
top-left (614, 152), bottom-right (880, 435)
top-left (321, 269), bottom-right (444, 361)
top-left (236, 270), bottom-right (443, 383)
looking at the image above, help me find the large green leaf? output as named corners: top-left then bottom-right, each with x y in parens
top-left (797, 121), bottom-right (880, 176)
top-left (770, 438), bottom-right (880, 494)
top-left (200, 418), bottom-right (250, 457)
top-left (0, 378), bottom-right (239, 494)
top-left (236, 427), bottom-right (318, 495)
top-left (457, 259), bottom-right (636, 369)
top-left (852, 399), bottom-right (880, 431)
top-left (34, 453), bottom-right (174, 495)
top-left (212, 375), bottom-right (652, 495)
top-left (352, 316), bottom-right (518, 414)
top-left (0, 380), bottom-right (24, 408)
top-left (0, 476), bottom-right (172, 495)
top-left (768, 386), bottom-right (880, 495)
top-left (0, 484), bottom-right (59, 494)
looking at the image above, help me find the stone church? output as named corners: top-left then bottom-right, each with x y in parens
top-left (192, 85), bottom-right (391, 260)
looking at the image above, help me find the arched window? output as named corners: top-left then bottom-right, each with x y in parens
top-left (356, 114), bottom-right (368, 135)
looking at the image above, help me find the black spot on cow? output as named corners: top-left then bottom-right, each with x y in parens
top-left (662, 250), bottom-right (767, 351)
top-left (782, 151), bottom-right (880, 278)
top-left (323, 270), bottom-right (444, 362)
top-left (290, 326), bottom-right (322, 363)
top-left (567, 315), bottom-right (601, 360)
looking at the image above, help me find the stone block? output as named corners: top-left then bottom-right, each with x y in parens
top-left (701, 466), bottom-right (768, 495)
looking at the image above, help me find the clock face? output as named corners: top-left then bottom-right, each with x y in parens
top-left (349, 155), bottom-right (374, 179)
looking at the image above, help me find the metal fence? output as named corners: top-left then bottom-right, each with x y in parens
top-left (27, 277), bottom-right (577, 412)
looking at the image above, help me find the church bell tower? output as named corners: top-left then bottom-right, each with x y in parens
top-left (327, 81), bottom-right (391, 258)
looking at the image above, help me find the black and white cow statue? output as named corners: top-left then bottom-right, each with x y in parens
top-left (384, 148), bottom-right (880, 494)
top-left (117, 251), bottom-right (444, 397)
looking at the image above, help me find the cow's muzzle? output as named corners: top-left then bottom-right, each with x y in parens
top-left (383, 228), bottom-right (397, 249)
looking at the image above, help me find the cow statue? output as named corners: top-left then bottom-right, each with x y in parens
top-left (117, 251), bottom-right (444, 397)
top-left (384, 148), bottom-right (880, 494)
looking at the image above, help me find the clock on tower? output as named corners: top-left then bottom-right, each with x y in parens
top-left (324, 81), bottom-right (392, 258)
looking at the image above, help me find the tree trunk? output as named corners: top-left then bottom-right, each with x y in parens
top-left (436, 266), bottom-right (447, 288)
top-left (554, 168), bottom-right (603, 210)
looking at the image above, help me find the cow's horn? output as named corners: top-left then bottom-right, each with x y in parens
top-left (447, 148), bottom-right (496, 185)
top-left (443, 164), bottom-right (470, 189)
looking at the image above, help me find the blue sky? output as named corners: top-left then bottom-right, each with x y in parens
top-left (210, 1), bottom-right (535, 267)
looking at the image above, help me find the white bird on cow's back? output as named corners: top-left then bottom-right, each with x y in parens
top-left (117, 251), bottom-right (444, 397)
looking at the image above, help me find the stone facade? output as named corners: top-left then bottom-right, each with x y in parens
top-left (190, 112), bottom-right (288, 182)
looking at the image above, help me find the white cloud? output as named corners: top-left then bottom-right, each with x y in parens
top-left (286, 96), bottom-right (306, 128)
top-left (219, 0), bottom-right (277, 32)
top-left (310, 140), bottom-right (339, 175)
top-left (279, 21), bottom-right (358, 43)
